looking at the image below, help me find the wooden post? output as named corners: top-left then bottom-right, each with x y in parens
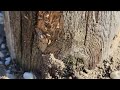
top-left (3, 11), bottom-right (120, 78)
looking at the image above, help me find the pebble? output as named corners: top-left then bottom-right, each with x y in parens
top-left (5, 59), bottom-right (11, 66)
top-left (110, 71), bottom-right (120, 79)
top-left (6, 73), bottom-right (15, 79)
top-left (1, 43), bottom-right (5, 49)
top-left (6, 70), bottom-right (10, 74)
top-left (0, 61), bottom-right (3, 64)
top-left (5, 57), bottom-right (11, 61)
top-left (23, 72), bottom-right (34, 79)
top-left (0, 51), bottom-right (4, 58)
top-left (68, 76), bottom-right (72, 79)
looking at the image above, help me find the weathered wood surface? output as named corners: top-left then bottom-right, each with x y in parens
top-left (63, 11), bottom-right (120, 69)
top-left (4, 11), bottom-right (38, 71)
top-left (3, 11), bottom-right (120, 73)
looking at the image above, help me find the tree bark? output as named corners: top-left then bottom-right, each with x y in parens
top-left (3, 11), bottom-right (120, 78)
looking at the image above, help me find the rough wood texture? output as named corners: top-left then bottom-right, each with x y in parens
top-left (4, 11), bottom-right (20, 61)
top-left (36, 11), bottom-right (64, 58)
top-left (3, 11), bottom-right (120, 74)
top-left (4, 11), bottom-right (39, 71)
top-left (63, 11), bottom-right (120, 69)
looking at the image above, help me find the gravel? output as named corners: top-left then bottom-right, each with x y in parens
top-left (1, 44), bottom-right (5, 49)
top-left (6, 70), bottom-right (10, 73)
top-left (0, 51), bottom-right (4, 58)
top-left (110, 71), bottom-right (120, 79)
top-left (23, 72), bottom-right (34, 79)
top-left (6, 73), bottom-right (15, 79)
top-left (0, 12), bottom-right (39, 79)
top-left (5, 59), bottom-right (11, 66)
top-left (0, 12), bottom-right (17, 79)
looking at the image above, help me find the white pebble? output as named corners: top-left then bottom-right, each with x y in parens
top-left (110, 71), bottom-right (120, 79)
top-left (5, 57), bottom-right (11, 61)
top-left (23, 72), bottom-right (34, 79)
top-left (69, 76), bottom-right (72, 79)
top-left (0, 61), bottom-right (3, 64)
top-left (1, 44), bottom-right (5, 49)
top-left (5, 59), bottom-right (11, 66)
top-left (0, 52), bottom-right (4, 58)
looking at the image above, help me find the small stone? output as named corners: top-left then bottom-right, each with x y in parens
top-left (5, 59), bottom-right (11, 66)
top-left (0, 61), bottom-right (3, 64)
top-left (68, 76), bottom-right (72, 79)
top-left (6, 70), bottom-right (10, 74)
top-left (110, 71), bottom-right (120, 79)
top-left (23, 72), bottom-right (34, 79)
top-left (6, 73), bottom-right (15, 79)
top-left (0, 51), bottom-right (4, 58)
top-left (1, 50), bottom-right (7, 55)
top-left (5, 57), bottom-right (11, 61)
top-left (1, 44), bottom-right (5, 49)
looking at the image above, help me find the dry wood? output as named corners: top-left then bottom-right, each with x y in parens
top-left (3, 11), bottom-right (120, 76)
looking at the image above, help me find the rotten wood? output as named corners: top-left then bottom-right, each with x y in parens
top-left (3, 11), bottom-right (120, 75)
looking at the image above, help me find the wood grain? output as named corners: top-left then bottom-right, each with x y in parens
top-left (4, 11), bottom-right (120, 73)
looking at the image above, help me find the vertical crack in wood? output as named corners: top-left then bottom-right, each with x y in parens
top-left (20, 11), bottom-right (34, 71)
top-left (84, 11), bottom-right (90, 46)
top-left (29, 12), bottom-right (33, 70)
top-left (83, 11), bottom-right (102, 69)
top-left (33, 11), bottom-right (43, 72)
top-left (95, 11), bottom-right (99, 23)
